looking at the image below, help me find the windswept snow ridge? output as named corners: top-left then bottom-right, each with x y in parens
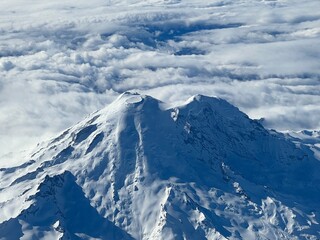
top-left (0, 93), bottom-right (319, 239)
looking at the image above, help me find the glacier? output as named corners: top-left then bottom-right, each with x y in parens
top-left (0, 93), bottom-right (319, 239)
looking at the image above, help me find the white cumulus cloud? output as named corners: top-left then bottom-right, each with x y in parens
top-left (0, 0), bottom-right (319, 156)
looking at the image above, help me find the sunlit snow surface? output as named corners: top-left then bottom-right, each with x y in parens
top-left (0, 0), bottom-right (320, 156)
top-left (0, 93), bottom-right (319, 239)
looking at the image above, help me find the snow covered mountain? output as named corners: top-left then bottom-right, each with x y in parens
top-left (0, 92), bottom-right (319, 239)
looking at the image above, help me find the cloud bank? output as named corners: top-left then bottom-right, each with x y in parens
top-left (0, 0), bottom-right (320, 156)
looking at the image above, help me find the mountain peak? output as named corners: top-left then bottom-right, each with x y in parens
top-left (103, 92), bottom-right (162, 117)
top-left (182, 94), bottom-right (247, 121)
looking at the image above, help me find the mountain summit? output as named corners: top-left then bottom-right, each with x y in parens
top-left (0, 93), bottom-right (319, 239)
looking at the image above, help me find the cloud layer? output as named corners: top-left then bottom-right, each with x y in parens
top-left (0, 0), bottom-right (320, 156)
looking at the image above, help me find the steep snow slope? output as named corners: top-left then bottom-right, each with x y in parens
top-left (286, 130), bottom-right (320, 169)
top-left (0, 93), bottom-right (319, 239)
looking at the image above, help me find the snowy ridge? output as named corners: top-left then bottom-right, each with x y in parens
top-left (0, 93), bottom-right (319, 239)
top-left (0, 171), bottom-right (131, 239)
